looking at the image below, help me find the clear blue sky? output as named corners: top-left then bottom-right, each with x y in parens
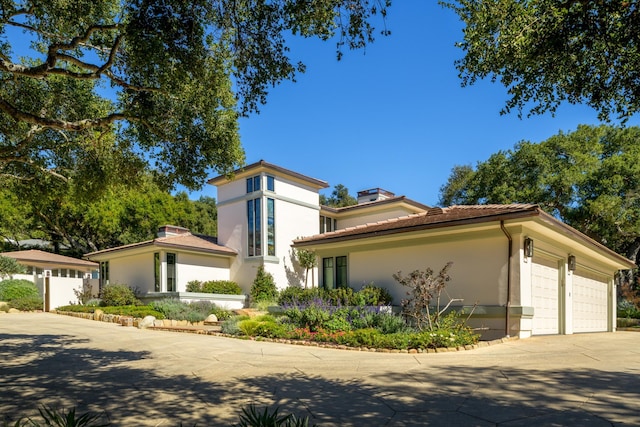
top-left (199, 2), bottom-right (638, 206)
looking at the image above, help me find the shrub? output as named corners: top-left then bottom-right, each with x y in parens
top-left (203, 280), bottom-right (242, 294)
top-left (278, 286), bottom-right (319, 306)
top-left (355, 284), bottom-right (393, 306)
top-left (235, 404), bottom-right (312, 427)
top-left (0, 279), bottom-right (40, 301)
top-left (186, 280), bottom-right (202, 292)
top-left (101, 305), bottom-right (164, 319)
top-left (9, 295), bottom-right (44, 311)
top-left (150, 299), bottom-right (205, 322)
top-left (0, 255), bottom-right (26, 279)
top-left (100, 284), bottom-right (139, 307)
top-left (251, 265), bottom-right (277, 302)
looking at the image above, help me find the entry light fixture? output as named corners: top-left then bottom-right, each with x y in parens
top-left (524, 237), bottom-right (534, 258)
top-left (568, 255), bottom-right (576, 271)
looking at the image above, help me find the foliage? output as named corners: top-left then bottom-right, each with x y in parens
top-left (150, 299), bottom-right (206, 323)
top-left (251, 265), bottom-right (278, 303)
top-left (0, 255), bottom-right (26, 279)
top-left (319, 184), bottom-right (358, 207)
top-left (278, 285), bottom-right (392, 307)
top-left (438, 125), bottom-right (640, 267)
top-left (9, 295), bottom-right (44, 311)
top-left (99, 284), bottom-right (139, 307)
top-left (3, 405), bottom-right (110, 427)
top-left (0, 279), bottom-right (40, 301)
top-left (186, 280), bottom-right (242, 295)
top-left (234, 404), bottom-right (313, 427)
top-left (73, 282), bottom-right (96, 305)
top-left (0, 0), bottom-right (389, 190)
top-left (394, 262), bottom-right (458, 331)
top-left (445, 0), bottom-right (640, 121)
top-left (1, 174), bottom-right (219, 256)
top-left (56, 304), bottom-right (164, 319)
top-left (294, 248), bottom-right (317, 288)
top-left (618, 300), bottom-right (640, 319)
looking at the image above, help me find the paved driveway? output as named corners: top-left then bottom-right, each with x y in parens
top-left (1, 313), bottom-right (639, 426)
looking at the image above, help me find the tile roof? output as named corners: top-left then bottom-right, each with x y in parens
top-left (1, 250), bottom-right (98, 268)
top-left (84, 233), bottom-right (237, 258)
top-left (294, 204), bottom-right (542, 244)
top-left (321, 195), bottom-right (431, 214)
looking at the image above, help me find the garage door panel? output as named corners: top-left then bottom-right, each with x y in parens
top-left (573, 270), bottom-right (608, 333)
top-left (532, 256), bottom-right (560, 335)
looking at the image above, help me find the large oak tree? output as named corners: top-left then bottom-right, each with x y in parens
top-left (439, 125), bottom-right (640, 265)
top-left (0, 0), bottom-right (390, 190)
top-left (446, 0), bottom-right (640, 121)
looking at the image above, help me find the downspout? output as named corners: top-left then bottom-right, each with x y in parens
top-left (500, 221), bottom-right (512, 338)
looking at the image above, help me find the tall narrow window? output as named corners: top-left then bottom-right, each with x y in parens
top-left (267, 175), bottom-right (275, 191)
top-left (100, 261), bottom-right (109, 288)
top-left (248, 198), bottom-right (262, 256)
top-left (336, 256), bottom-right (348, 288)
top-left (154, 252), bottom-right (161, 292)
top-left (267, 198), bottom-right (275, 256)
top-left (322, 257), bottom-right (334, 289)
top-left (166, 253), bottom-right (176, 292)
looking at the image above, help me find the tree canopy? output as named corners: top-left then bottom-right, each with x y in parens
top-left (320, 184), bottom-right (358, 207)
top-left (446, 0), bottom-right (640, 121)
top-left (439, 125), bottom-right (640, 264)
top-left (0, 0), bottom-right (390, 190)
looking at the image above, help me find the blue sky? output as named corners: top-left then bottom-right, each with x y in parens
top-left (196, 2), bottom-right (639, 207)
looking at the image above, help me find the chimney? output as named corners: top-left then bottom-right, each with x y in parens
top-left (357, 188), bottom-right (395, 204)
top-left (157, 225), bottom-right (190, 238)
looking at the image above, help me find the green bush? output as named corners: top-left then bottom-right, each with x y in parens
top-left (618, 299), bottom-right (640, 318)
top-left (9, 295), bottom-right (44, 311)
top-left (186, 279), bottom-right (243, 295)
top-left (0, 279), bottom-right (40, 301)
top-left (0, 255), bottom-right (26, 279)
top-left (251, 265), bottom-right (277, 302)
top-left (355, 284), bottom-right (393, 306)
top-left (202, 280), bottom-right (242, 295)
top-left (101, 305), bottom-right (164, 319)
top-left (100, 284), bottom-right (139, 307)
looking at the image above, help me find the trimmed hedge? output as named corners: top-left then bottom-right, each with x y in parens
top-left (186, 279), bottom-right (242, 295)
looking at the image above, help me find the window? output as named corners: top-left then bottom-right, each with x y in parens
top-left (36, 267), bottom-right (43, 275)
top-left (320, 215), bottom-right (336, 233)
top-left (52, 269), bottom-right (59, 277)
top-left (246, 175), bottom-right (261, 193)
top-left (322, 256), bottom-right (348, 289)
top-left (267, 175), bottom-right (275, 191)
top-left (60, 269), bottom-right (67, 278)
top-left (154, 252), bottom-right (161, 292)
top-left (99, 261), bottom-right (109, 288)
top-left (26, 266), bottom-right (34, 274)
top-left (267, 198), bottom-right (275, 256)
top-left (247, 199), bottom-right (262, 256)
top-left (322, 258), bottom-right (334, 289)
top-left (167, 253), bottom-right (176, 292)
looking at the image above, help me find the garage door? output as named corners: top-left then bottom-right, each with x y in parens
top-left (532, 256), bottom-right (560, 335)
top-left (573, 270), bottom-right (609, 333)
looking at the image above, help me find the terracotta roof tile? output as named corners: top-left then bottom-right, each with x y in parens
top-left (84, 233), bottom-right (236, 258)
top-left (294, 204), bottom-right (540, 244)
top-left (1, 250), bottom-right (98, 268)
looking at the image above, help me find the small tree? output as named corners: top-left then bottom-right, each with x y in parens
top-left (251, 265), bottom-right (277, 303)
top-left (295, 248), bottom-right (317, 289)
top-left (393, 262), bottom-right (462, 331)
top-left (0, 255), bottom-right (26, 279)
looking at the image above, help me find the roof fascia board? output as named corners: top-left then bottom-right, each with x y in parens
top-left (208, 160), bottom-right (329, 190)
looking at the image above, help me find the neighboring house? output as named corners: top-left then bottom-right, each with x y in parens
top-left (84, 160), bottom-right (635, 339)
top-left (84, 226), bottom-right (244, 309)
top-left (1, 250), bottom-right (99, 311)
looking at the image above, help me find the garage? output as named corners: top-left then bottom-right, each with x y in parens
top-left (531, 256), bottom-right (561, 335)
top-left (572, 269), bottom-right (609, 333)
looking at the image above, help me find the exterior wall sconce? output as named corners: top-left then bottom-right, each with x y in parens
top-left (568, 255), bottom-right (576, 271)
top-left (524, 237), bottom-right (534, 258)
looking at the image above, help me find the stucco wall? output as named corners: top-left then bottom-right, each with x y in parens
top-left (344, 233), bottom-right (508, 307)
top-left (109, 252), bottom-right (153, 293)
top-left (175, 252), bottom-right (230, 290)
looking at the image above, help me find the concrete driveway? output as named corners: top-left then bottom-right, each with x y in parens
top-left (1, 313), bottom-right (639, 426)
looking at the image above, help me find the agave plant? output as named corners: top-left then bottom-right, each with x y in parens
top-left (234, 404), bottom-right (313, 427)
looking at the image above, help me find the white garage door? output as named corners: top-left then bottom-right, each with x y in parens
top-left (573, 270), bottom-right (609, 333)
top-left (532, 256), bottom-right (560, 335)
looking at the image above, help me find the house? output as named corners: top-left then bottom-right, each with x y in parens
top-left (84, 226), bottom-right (244, 309)
top-left (1, 250), bottom-right (99, 311)
top-left (85, 160), bottom-right (635, 339)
